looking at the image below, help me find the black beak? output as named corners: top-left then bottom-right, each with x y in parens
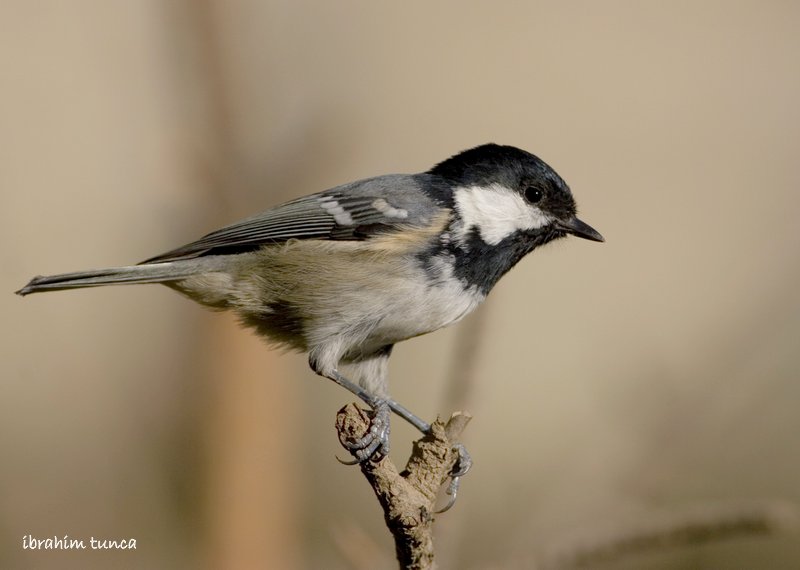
top-left (557, 217), bottom-right (604, 242)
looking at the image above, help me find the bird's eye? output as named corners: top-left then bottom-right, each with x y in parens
top-left (524, 186), bottom-right (544, 204)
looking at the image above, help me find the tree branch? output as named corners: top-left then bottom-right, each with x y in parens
top-left (541, 501), bottom-right (799, 569)
top-left (335, 404), bottom-right (471, 570)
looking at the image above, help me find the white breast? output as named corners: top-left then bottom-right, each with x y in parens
top-left (377, 274), bottom-right (483, 342)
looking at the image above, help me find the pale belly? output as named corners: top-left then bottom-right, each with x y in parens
top-left (345, 276), bottom-right (486, 355)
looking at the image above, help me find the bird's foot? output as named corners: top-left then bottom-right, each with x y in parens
top-left (337, 398), bottom-right (391, 465)
top-left (436, 442), bottom-right (473, 513)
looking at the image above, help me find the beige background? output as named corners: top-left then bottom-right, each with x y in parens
top-left (2, 2), bottom-right (799, 569)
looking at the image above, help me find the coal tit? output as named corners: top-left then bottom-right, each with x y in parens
top-left (17, 143), bottom-right (603, 479)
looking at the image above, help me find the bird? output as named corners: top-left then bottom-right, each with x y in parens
top-left (17, 143), bottom-right (603, 502)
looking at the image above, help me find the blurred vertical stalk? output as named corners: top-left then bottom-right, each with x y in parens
top-left (177, 1), bottom-right (300, 568)
top-left (204, 317), bottom-right (299, 570)
top-left (438, 300), bottom-right (490, 564)
top-left (441, 301), bottom-right (490, 414)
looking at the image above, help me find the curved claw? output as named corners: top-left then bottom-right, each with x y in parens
top-left (450, 443), bottom-right (473, 477)
top-left (338, 400), bottom-right (391, 464)
top-left (435, 476), bottom-right (461, 514)
top-left (336, 454), bottom-right (364, 466)
top-left (435, 443), bottom-right (473, 513)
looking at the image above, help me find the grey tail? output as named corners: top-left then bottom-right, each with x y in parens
top-left (15, 259), bottom-right (218, 296)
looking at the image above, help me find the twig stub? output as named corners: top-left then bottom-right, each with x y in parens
top-left (335, 404), bottom-right (471, 570)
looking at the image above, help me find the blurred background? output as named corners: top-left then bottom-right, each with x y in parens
top-left (2, 1), bottom-right (799, 568)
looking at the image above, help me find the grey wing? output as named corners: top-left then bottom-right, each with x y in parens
top-left (141, 174), bottom-right (440, 264)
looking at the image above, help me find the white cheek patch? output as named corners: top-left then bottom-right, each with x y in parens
top-left (453, 184), bottom-right (551, 246)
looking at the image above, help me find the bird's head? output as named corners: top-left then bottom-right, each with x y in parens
top-left (427, 144), bottom-right (603, 292)
top-left (429, 143), bottom-right (604, 247)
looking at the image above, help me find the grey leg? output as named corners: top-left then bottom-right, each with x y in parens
top-left (386, 398), bottom-right (431, 433)
top-left (314, 359), bottom-right (472, 510)
top-left (323, 369), bottom-right (391, 462)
